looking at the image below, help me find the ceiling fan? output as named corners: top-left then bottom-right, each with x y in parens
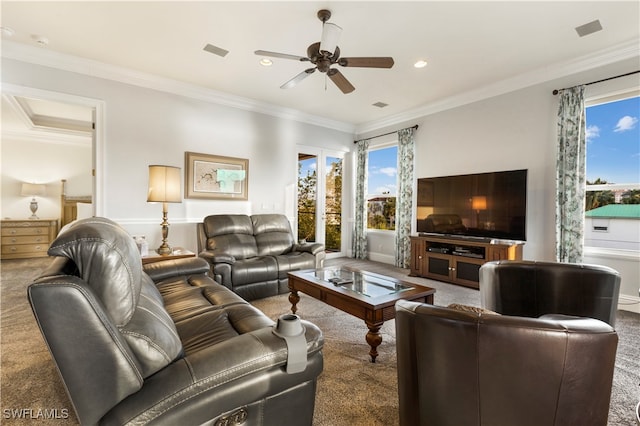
top-left (255, 9), bottom-right (394, 94)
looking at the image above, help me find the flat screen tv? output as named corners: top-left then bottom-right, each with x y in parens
top-left (416, 169), bottom-right (527, 241)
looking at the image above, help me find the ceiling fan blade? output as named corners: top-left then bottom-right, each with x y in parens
top-left (328, 69), bottom-right (355, 94)
top-left (281, 68), bottom-right (316, 89)
top-left (254, 50), bottom-right (309, 62)
top-left (338, 57), bottom-right (395, 68)
top-left (320, 22), bottom-right (342, 54)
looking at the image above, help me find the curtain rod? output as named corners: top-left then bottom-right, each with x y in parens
top-left (354, 124), bottom-right (419, 144)
top-left (552, 70), bottom-right (640, 95)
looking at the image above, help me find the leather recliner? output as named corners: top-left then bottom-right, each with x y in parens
top-left (28, 217), bottom-right (324, 425)
top-left (479, 260), bottom-right (621, 326)
top-left (197, 214), bottom-right (326, 301)
top-left (395, 300), bottom-right (618, 426)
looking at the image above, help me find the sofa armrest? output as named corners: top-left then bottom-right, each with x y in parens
top-left (28, 278), bottom-right (144, 425)
top-left (143, 257), bottom-right (211, 281)
top-left (293, 242), bottom-right (324, 255)
top-left (101, 322), bottom-right (324, 425)
top-left (199, 250), bottom-right (236, 265)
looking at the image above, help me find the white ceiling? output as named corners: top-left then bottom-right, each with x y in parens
top-left (1, 1), bottom-right (639, 131)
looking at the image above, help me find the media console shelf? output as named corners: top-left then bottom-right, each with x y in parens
top-left (409, 234), bottom-right (523, 289)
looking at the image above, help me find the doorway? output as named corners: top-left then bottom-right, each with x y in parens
top-left (297, 147), bottom-right (345, 258)
top-left (1, 84), bottom-right (104, 216)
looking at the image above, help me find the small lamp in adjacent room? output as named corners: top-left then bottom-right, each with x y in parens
top-left (21, 183), bottom-right (46, 219)
top-left (147, 165), bottom-right (182, 255)
top-left (471, 195), bottom-right (487, 228)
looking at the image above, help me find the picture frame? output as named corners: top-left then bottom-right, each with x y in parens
top-left (184, 151), bottom-right (248, 200)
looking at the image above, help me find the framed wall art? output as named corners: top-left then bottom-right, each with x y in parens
top-left (184, 152), bottom-right (248, 200)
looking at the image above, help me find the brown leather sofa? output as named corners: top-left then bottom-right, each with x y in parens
top-left (479, 260), bottom-right (621, 326)
top-left (395, 300), bottom-right (618, 426)
top-left (197, 214), bottom-right (325, 301)
top-left (28, 217), bottom-right (324, 425)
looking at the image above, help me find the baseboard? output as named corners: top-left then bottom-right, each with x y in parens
top-left (367, 252), bottom-right (395, 265)
top-left (618, 294), bottom-right (640, 314)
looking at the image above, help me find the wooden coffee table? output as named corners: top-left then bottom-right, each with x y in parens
top-left (288, 267), bottom-right (435, 362)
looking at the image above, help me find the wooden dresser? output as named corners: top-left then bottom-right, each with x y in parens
top-left (1, 219), bottom-right (58, 260)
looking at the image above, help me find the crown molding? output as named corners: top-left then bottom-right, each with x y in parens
top-left (3, 37), bottom-right (637, 138)
top-left (355, 37), bottom-right (640, 135)
top-left (1, 128), bottom-right (91, 147)
top-left (1, 41), bottom-right (356, 134)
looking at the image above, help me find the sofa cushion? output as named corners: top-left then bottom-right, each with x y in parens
top-left (232, 257), bottom-right (279, 286)
top-left (48, 217), bottom-right (142, 326)
top-left (121, 276), bottom-right (183, 377)
top-left (203, 215), bottom-right (258, 259)
top-left (273, 253), bottom-right (317, 279)
top-left (252, 214), bottom-right (295, 256)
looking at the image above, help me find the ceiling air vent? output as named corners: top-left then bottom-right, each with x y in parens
top-left (203, 43), bottom-right (229, 57)
top-left (575, 20), bottom-right (603, 37)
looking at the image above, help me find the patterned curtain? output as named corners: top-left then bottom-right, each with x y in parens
top-left (556, 86), bottom-right (586, 263)
top-left (352, 139), bottom-right (369, 259)
top-left (395, 127), bottom-right (416, 268)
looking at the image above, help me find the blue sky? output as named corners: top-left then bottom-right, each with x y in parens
top-left (586, 96), bottom-right (640, 184)
top-left (367, 146), bottom-right (398, 196)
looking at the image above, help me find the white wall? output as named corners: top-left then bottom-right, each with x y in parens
top-left (0, 58), bottom-right (354, 252)
top-left (360, 83), bottom-right (557, 263)
top-left (585, 217), bottom-right (640, 251)
top-left (1, 137), bottom-right (92, 221)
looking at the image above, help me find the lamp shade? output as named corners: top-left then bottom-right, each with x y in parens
top-left (147, 165), bottom-right (182, 203)
top-left (320, 22), bottom-right (342, 54)
top-left (472, 196), bottom-right (487, 210)
top-left (21, 183), bottom-right (46, 197)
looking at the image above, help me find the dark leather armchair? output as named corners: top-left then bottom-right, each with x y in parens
top-left (395, 300), bottom-right (618, 426)
top-left (28, 217), bottom-right (323, 425)
top-left (479, 260), bottom-right (621, 326)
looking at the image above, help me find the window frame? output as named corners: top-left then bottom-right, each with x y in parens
top-left (584, 88), bottom-right (640, 253)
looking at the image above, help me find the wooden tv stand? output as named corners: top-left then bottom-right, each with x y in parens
top-left (409, 234), bottom-right (523, 289)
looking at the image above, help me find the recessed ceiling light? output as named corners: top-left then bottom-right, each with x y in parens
top-left (260, 58), bottom-right (273, 67)
top-left (1, 27), bottom-right (15, 37)
top-left (414, 60), bottom-right (428, 69)
top-left (372, 102), bottom-right (388, 108)
top-left (31, 34), bottom-right (49, 46)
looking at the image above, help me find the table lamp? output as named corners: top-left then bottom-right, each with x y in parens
top-left (472, 196), bottom-right (487, 228)
top-left (21, 183), bottom-right (46, 219)
top-left (147, 165), bottom-right (182, 255)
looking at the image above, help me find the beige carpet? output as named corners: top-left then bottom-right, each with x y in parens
top-left (2, 257), bottom-right (639, 425)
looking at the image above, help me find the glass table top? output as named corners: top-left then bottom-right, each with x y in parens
top-left (304, 268), bottom-right (414, 298)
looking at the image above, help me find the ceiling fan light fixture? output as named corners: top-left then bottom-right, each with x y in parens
top-left (320, 22), bottom-right (342, 55)
top-left (414, 60), bottom-right (428, 68)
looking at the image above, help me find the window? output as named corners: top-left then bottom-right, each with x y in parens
top-left (584, 93), bottom-right (640, 251)
top-left (367, 145), bottom-right (398, 230)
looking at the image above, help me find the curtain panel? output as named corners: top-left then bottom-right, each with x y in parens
top-left (352, 139), bottom-right (369, 259)
top-left (395, 127), bottom-right (416, 268)
top-left (555, 85), bottom-right (586, 263)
